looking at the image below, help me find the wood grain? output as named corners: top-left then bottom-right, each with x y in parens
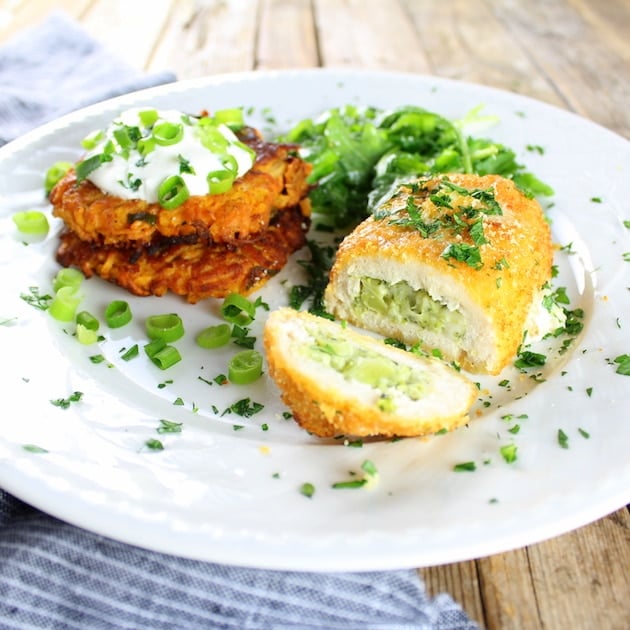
top-left (400, 0), bottom-right (564, 107)
top-left (257, 0), bottom-right (319, 68)
top-left (490, 0), bottom-right (630, 138)
top-left (1, 2), bottom-right (629, 629)
top-left (314, 0), bottom-right (431, 72)
top-left (149, 0), bottom-right (260, 77)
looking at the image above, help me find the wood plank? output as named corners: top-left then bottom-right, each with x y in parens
top-left (399, 0), bottom-right (564, 107)
top-left (0, 0), bottom-right (94, 42)
top-left (489, 0), bottom-right (630, 138)
top-left (313, 0), bottom-right (431, 73)
top-left (148, 0), bottom-right (260, 78)
top-left (476, 547), bottom-right (542, 630)
top-left (567, 0), bottom-right (630, 65)
top-left (256, 0), bottom-right (319, 69)
top-left (419, 560), bottom-right (485, 627)
top-left (527, 508), bottom-right (630, 630)
top-left (79, 0), bottom-right (174, 72)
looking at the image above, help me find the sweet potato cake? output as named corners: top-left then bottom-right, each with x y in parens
top-left (50, 127), bottom-right (312, 246)
top-left (56, 206), bottom-right (310, 303)
top-left (324, 173), bottom-right (561, 375)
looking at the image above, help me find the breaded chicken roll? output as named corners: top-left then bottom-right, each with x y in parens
top-left (324, 174), bottom-right (558, 375)
top-left (264, 308), bottom-right (477, 438)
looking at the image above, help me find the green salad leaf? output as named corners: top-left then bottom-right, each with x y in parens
top-left (281, 103), bottom-right (553, 228)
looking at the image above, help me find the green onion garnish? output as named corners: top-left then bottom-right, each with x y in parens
top-left (145, 313), bottom-right (185, 343)
top-left (139, 109), bottom-right (159, 128)
top-left (213, 108), bottom-right (245, 130)
top-left (220, 293), bottom-right (256, 325)
top-left (157, 175), bottom-right (189, 209)
top-left (48, 286), bottom-right (81, 322)
top-left (76, 310), bottom-right (99, 332)
top-left (104, 300), bottom-right (132, 328)
top-left (76, 323), bottom-right (98, 345)
top-left (207, 169), bottom-right (234, 195)
top-left (220, 154), bottom-right (238, 174)
top-left (44, 161), bottom-right (73, 195)
top-left (52, 268), bottom-right (84, 292)
top-left (121, 344), bottom-right (139, 361)
top-left (228, 349), bottom-right (263, 385)
top-left (12, 210), bottom-right (49, 235)
top-left (195, 323), bottom-right (231, 349)
top-left (152, 121), bottom-right (184, 146)
top-left (75, 153), bottom-right (112, 184)
top-left (149, 345), bottom-right (182, 370)
top-left (81, 130), bottom-right (105, 150)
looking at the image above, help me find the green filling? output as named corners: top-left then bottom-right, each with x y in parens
top-left (354, 277), bottom-right (466, 339)
top-left (303, 329), bottom-right (430, 412)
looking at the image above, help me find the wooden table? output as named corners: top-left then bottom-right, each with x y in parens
top-left (2, 1), bottom-right (629, 628)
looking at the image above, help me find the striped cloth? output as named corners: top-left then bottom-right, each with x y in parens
top-left (0, 12), bottom-right (478, 630)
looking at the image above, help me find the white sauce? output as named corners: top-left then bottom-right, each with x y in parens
top-left (83, 108), bottom-right (255, 203)
top-left (524, 287), bottom-right (566, 342)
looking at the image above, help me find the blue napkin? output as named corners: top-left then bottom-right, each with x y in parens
top-left (0, 12), bottom-right (478, 630)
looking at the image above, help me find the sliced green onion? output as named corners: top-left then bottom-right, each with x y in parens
top-left (220, 293), bottom-right (256, 325)
top-left (158, 175), bottom-right (189, 209)
top-left (137, 137), bottom-right (156, 156)
top-left (105, 300), bottom-right (132, 328)
top-left (12, 210), bottom-right (49, 235)
top-left (152, 122), bottom-right (184, 146)
top-left (221, 154), bottom-right (239, 174)
top-left (113, 126), bottom-right (136, 150)
top-left (207, 169), bottom-right (235, 195)
top-left (121, 344), bottom-right (139, 361)
top-left (139, 109), bottom-right (159, 128)
top-left (44, 161), bottom-right (73, 195)
top-left (76, 310), bottom-right (99, 331)
top-left (228, 349), bottom-right (263, 384)
top-left (149, 345), bottom-right (182, 370)
top-left (145, 313), bottom-right (185, 343)
top-left (76, 323), bottom-right (98, 345)
top-left (144, 338), bottom-right (166, 359)
top-left (49, 286), bottom-right (81, 322)
top-left (52, 268), bottom-right (84, 292)
top-left (198, 124), bottom-right (229, 151)
top-left (81, 130), bottom-right (105, 150)
top-left (75, 153), bottom-right (112, 183)
top-left (214, 108), bottom-right (245, 130)
top-left (196, 323), bottom-right (231, 349)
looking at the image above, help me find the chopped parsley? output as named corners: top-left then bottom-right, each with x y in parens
top-left (613, 354), bottom-right (630, 375)
top-left (50, 391), bottom-right (83, 409)
top-left (332, 459), bottom-right (379, 488)
top-left (144, 438), bottom-right (164, 451)
top-left (157, 419), bottom-right (182, 434)
top-left (222, 397), bottom-right (264, 418)
top-left (23, 444), bottom-right (48, 454)
top-left (557, 429), bottom-right (569, 449)
top-left (500, 443), bottom-right (518, 463)
top-left (453, 461), bottom-right (477, 472)
top-left (20, 286), bottom-right (52, 311)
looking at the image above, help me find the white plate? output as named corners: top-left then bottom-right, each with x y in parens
top-left (1, 69), bottom-right (629, 571)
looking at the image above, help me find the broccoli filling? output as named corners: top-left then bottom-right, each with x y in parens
top-left (354, 277), bottom-right (466, 339)
top-left (303, 328), bottom-right (430, 412)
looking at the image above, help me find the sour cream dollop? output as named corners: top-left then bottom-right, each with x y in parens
top-left (79, 107), bottom-right (255, 206)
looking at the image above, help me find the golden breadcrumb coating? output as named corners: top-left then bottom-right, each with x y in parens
top-left (324, 173), bottom-right (554, 374)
